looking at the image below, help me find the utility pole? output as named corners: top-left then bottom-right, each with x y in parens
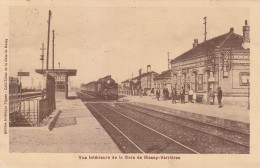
top-left (46, 10), bottom-right (52, 71)
top-left (52, 29), bottom-right (55, 71)
top-left (40, 43), bottom-right (46, 73)
top-left (203, 17), bottom-right (207, 41)
top-left (167, 52), bottom-right (170, 70)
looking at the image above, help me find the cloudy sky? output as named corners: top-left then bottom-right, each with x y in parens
top-left (10, 6), bottom-right (249, 88)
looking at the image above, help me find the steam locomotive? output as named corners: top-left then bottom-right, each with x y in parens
top-left (80, 75), bottom-right (118, 100)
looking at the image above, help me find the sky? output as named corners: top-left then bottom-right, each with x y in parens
top-left (9, 6), bottom-right (249, 88)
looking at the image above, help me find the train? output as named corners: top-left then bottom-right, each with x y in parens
top-left (80, 75), bottom-right (118, 100)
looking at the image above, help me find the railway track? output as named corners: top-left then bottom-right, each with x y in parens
top-left (78, 93), bottom-right (249, 153)
top-left (118, 103), bottom-right (250, 147)
top-left (76, 91), bottom-right (118, 102)
top-left (85, 102), bottom-right (198, 154)
top-left (76, 92), bottom-right (98, 102)
top-left (84, 102), bottom-right (249, 154)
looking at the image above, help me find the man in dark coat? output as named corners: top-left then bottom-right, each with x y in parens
top-left (172, 88), bottom-right (177, 104)
top-left (156, 89), bottom-right (160, 101)
top-left (217, 87), bottom-right (223, 108)
top-left (165, 87), bottom-right (169, 100)
top-left (162, 88), bottom-right (166, 100)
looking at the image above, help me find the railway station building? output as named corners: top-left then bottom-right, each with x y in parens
top-left (35, 69), bottom-right (77, 99)
top-left (170, 20), bottom-right (250, 102)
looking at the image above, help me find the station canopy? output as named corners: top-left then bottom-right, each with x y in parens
top-left (35, 69), bottom-right (77, 76)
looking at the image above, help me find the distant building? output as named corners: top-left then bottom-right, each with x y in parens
top-left (9, 77), bottom-right (19, 100)
top-left (170, 20), bottom-right (250, 101)
top-left (121, 79), bottom-right (132, 95)
top-left (121, 66), bottom-right (158, 95)
top-left (132, 71), bottom-right (158, 94)
top-left (154, 69), bottom-right (172, 92)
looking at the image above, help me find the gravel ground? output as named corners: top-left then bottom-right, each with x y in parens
top-left (88, 103), bottom-right (195, 154)
top-left (122, 103), bottom-right (249, 146)
top-left (104, 103), bottom-right (249, 154)
top-left (85, 103), bottom-right (142, 153)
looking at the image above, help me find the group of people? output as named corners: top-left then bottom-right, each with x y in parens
top-left (179, 87), bottom-right (194, 104)
top-left (155, 86), bottom-right (223, 108)
top-left (155, 87), bottom-right (170, 101)
top-left (208, 87), bottom-right (223, 108)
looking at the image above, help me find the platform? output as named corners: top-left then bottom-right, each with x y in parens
top-left (9, 92), bottom-right (121, 153)
top-left (119, 95), bottom-right (249, 124)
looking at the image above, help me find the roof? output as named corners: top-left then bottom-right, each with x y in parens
top-left (35, 69), bottom-right (77, 76)
top-left (132, 71), bottom-right (158, 80)
top-left (171, 29), bottom-right (245, 63)
top-left (154, 69), bottom-right (171, 80)
top-left (121, 78), bottom-right (132, 83)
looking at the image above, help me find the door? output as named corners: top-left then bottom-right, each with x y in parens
top-left (208, 82), bottom-right (214, 91)
top-left (194, 72), bottom-right (198, 92)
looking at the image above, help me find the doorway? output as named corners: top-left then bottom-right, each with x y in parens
top-left (208, 82), bottom-right (214, 92)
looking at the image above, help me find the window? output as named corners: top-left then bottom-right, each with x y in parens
top-left (198, 74), bottom-right (203, 90)
top-left (240, 72), bottom-right (250, 86)
top-left (177, 76), bottom-right (181, 90)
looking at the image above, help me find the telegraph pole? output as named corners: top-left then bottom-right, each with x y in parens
top-left (167, 52), bottom-right (170, 70)
top-left (46, 10), bottom-right (52, 71)
top-left (40, 43), bottom-right (46, 73)
top-left (52, 29), bottom-right (55, 71)
top-left (203, 17), bottom-right (207, 41)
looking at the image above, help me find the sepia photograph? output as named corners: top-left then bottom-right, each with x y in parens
top-left (2, 0), bottom-right (260, 167)
top-left (8, 5), bottom-right (250, 154)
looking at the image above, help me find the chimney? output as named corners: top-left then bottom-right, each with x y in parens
top-left (139, 68), bottom-right (142, 76)
top-left (147, 65), bottom-right (151, 73)
top-left (242, 20), bottom-right (250, 49)
top-left (193, 39), bottom-right (198, 48)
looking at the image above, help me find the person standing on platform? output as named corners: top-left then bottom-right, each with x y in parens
top-left (166, 88), bottom-right (169, 100)
top-left (172, 87), bottom-right (177, 104)
top-left (181, 86), bottom-right (185, 104)
top-left (188, 89), bottom-right (194, 103)
top-left (208, 88), bottom-right (214, 105)
top-left (217, 87), bottom-right (223, 108)
top-left (156, 89), bottom-right (160, 101)
top-left (163, 87), bottom-right (167, 100)
top-left (139, 89), bottom-right (143, 98)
